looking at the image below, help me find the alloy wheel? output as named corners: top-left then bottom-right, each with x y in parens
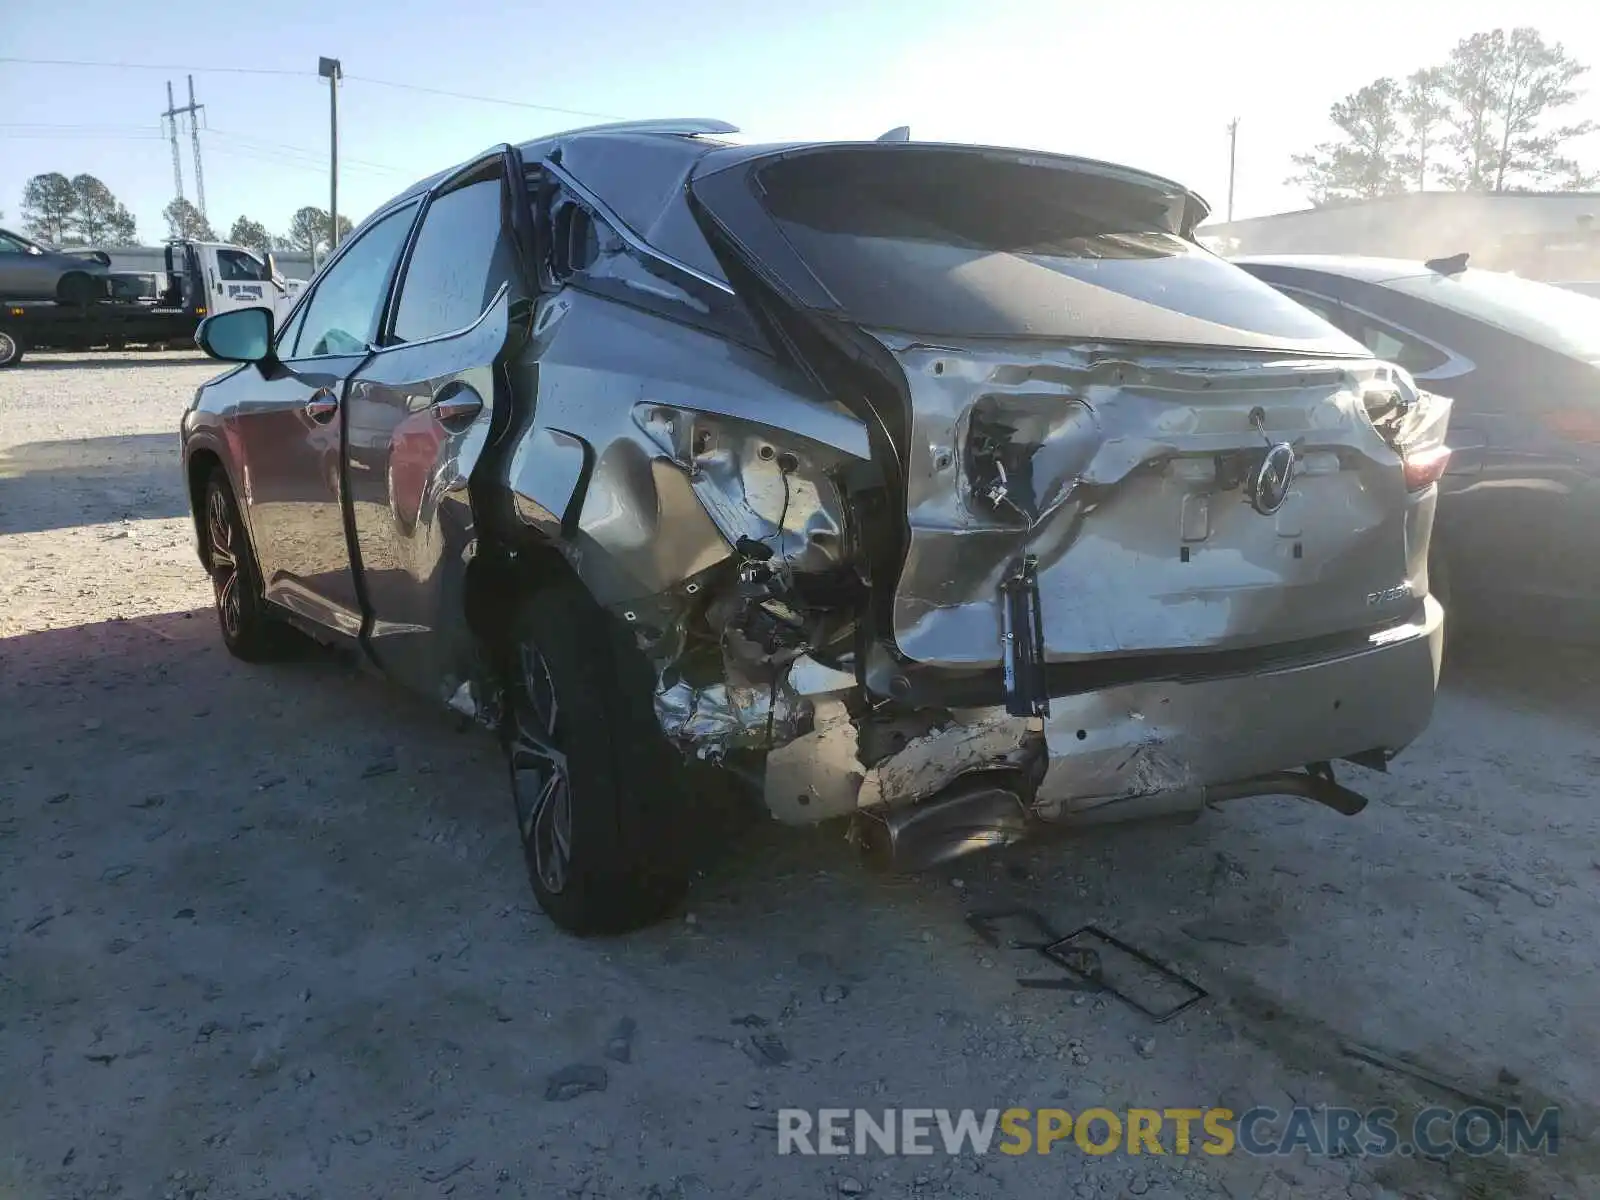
top-left (206, 486), bottom-right (243, 641)
top-left (509, 644), bottom-right (573, 894)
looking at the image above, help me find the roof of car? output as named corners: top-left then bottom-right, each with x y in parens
top-left (372, 120), bottom-right (1207, 225)
top-left (1232, 255), bottom-right (1441, 283)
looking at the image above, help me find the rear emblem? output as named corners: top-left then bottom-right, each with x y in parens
top-left (1248, 443), bottom-right (1297, 515)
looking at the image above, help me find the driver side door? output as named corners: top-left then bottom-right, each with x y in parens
top-left (231, 201), bottom-right (419, 638)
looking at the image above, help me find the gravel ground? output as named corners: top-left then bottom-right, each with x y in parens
top-left (2, 352), bottom-right (1598, 1200)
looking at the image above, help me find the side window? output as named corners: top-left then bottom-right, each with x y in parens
top-left (216, 249), bottom-right (268, 281)
top-left (289, 203), bottom-right (417, 358)
top-left (0, 234), bottom-right (27, 255)
top-left (1340, 313), bottom-right (1450, 376)
top-left (389, 176), bottom-right (510, 344)
top-left (275, 299), bottom-right (308, 357)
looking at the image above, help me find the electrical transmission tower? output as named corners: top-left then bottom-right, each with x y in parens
top-left (161, 77), bottom-right (208, 218)
top-left (163, 81), bottom-right (186, 207)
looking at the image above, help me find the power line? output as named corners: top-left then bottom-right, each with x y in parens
top-left (0, 56), bottom-right (626, 120)
top-left (346, 74), bottom-right (624, 120)
top-left (0, 56), bottom-right (306, 76)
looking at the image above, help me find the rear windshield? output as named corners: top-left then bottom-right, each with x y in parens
top-left (749, 149), bottom-right (1348, 346)
top-left (1384, 269), bottom-right (1600, 363)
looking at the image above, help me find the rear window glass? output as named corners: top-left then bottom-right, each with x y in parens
top-left (1384, 270), bottom-right (1600, 363)
top-left (750, 150), bottom-right (1346, 345)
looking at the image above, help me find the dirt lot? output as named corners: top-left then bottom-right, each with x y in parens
top-left (2, 353), bottom-right (1598, 1200)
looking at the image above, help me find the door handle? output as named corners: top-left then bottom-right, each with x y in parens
top-left (304, 390), bottom-right (339, 424)
top-left (431, 388), bottom-right (483, 426)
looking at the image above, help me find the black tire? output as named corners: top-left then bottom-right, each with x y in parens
top-left (203, 467), bottom-right (289, 662)
top-left (0, 327), bottom-right (22, 368)
top-left (502, 575), bottom-right (690, 935)
top-left (57, 272), bottom-right (98, 306)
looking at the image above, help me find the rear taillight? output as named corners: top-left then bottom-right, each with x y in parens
top-left (1403, 444), bottom-right (1452, 491)
top-left (1371, 381), bottom-right (1453, 493)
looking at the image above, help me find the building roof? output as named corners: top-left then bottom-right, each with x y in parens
top-left (1203, 190), bottom-right (1600, 236)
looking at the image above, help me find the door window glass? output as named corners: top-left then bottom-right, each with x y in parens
top-left (289, 203), bottom-right (417, 358)
top-left (390, 176), bottom-right (509, 343)
top-left (0, 234), bottom-right (28, 255)
top-left (1338, 313), bottom-right (1450, 375)
top-left (216, 248), bottom-right (269, 281)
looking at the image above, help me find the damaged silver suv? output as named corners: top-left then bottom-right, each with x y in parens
top-left (180, 119), bottom-right (1451, 934)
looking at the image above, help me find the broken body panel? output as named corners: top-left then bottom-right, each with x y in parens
top-left (491, 134), bottom-right (1450, 858)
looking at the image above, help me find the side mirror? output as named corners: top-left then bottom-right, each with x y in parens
top-left (197, 306), bottom-right (274, 363)
top-left (264, 250), bottom-right (279, 277)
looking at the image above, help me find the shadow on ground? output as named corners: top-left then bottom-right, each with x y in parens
top-left (0, 432), bottom-right (185, 535)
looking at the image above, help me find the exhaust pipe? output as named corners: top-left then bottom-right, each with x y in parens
top-left (854, 776), bottom-right (1030, 873)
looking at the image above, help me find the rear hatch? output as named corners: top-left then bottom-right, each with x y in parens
top-left (688, 144), bottom-right (1427, 666)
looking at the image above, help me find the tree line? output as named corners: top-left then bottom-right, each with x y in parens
top-left (1289, 27), bottom-right (1599, 206)
top-left (14, 171), bottom-right (353, 261)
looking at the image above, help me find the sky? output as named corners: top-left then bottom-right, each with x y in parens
top-left (5, 0), bottom-right (1600, 246)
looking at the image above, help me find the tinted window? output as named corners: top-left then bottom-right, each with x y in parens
top-left (0, 234), bottom-right (28, 255)
top-left (216, 248), bottom-right (268, 281)
top-left (1337, 313), bottom-right (1450, 375)
top-left (745, 149), bottom-right (1348, 346)
top-left (1385, 269), bottom-right (1600, 363)
top-left (290, 203), bottom-right (417, 358)
top-left (390, 177), bottom-right (508, 343)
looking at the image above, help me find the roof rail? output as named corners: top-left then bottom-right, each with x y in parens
top-left (550, 118), bottom-right (739, 139)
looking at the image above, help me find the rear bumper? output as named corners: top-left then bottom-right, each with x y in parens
top-left (767, 598), bottom-right (1443, 823)
top-left (1028, 596), bottom-right (1443, 818)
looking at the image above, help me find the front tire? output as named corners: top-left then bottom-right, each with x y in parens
top-left (0, 327), bottom-right (23, 368)
top-left (502, 576), bottom-right (690, 935)
top-left (203, 468), bottom-right (288, 662)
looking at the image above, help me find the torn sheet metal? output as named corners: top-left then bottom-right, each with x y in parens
top-left (654, 675), bottom-right (809, 758)
top-left (856, 711), bottom-right (1036, 812)
top-left (881, 336), bottom-right (1421, 667)
top-left (763, 697), bottom-right (864, 823)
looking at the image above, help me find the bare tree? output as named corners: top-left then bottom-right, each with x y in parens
top-left (20, 173), bottom-right (77, 244)
top-left (71, 175), bottom-right (139, 246)
top-left (163, 198), bottom-right (216, 242)
top-left (1287, 79), bottom-right (1411, 205)
top-left (1439, 27), bottom-right (1596, 191)
top-left (1399, 69), bottom-right (1451, 190)
top-left (227, 216), bottom-right (274, 255)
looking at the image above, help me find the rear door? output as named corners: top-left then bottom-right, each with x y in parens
top-left (343, 149), bottom-right (529, 697)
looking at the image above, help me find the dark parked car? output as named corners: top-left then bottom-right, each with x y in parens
top-left (180, 121), bottom-right (1449, 934)
top-left (1236, 255), bottom-right (1600, 640)
top-left (0, 227), bottom-right (110, 303)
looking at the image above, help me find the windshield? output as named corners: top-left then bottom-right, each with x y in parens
top-left (744, 148), bottom-right (1353, 349)
top-left (1384, 269), bottom-right (1600, 363)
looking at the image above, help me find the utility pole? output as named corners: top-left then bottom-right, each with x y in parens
top-left (163, 81), bottom-right (186, 207)
top-left (318, 57), bottom-right (342, 255)
top-left (187, 75), bottom-right (207, 220)
top-left (1226, 118), bottom-right (1240, 224)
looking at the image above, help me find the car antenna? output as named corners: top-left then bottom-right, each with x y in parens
top-left (1424, 252), bottom-right (1469, 276)
top-left (876, 125), bottom-right (911, 142)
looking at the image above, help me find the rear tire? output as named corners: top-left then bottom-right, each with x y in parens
top-left (0, 328), bottom-right (22, 368)
top-left (203, 468), bottom-right (290, 662)
top-left (502, 575), bottom-right (690, 935)
top-left (57, 272), bottom-right (98, 306)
